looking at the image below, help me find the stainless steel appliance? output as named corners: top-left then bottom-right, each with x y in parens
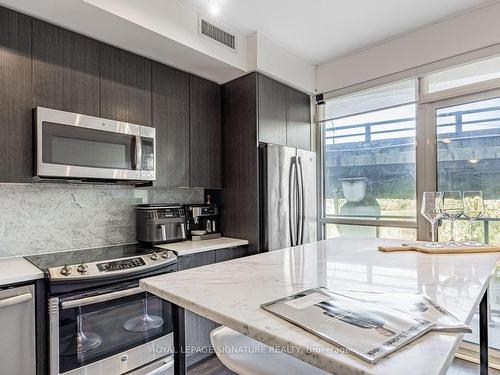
top-left (25, 244), bottom-right (177, 375)
top-left (260, 144), bottom-right (317, 251)
top-left (35, 107), bottom-right (156, 182)
top-left (0, 284), bottom-right (36, 375)
top-left (136, 204), bottom-right (187, 244)
top-left (185, 204), bottom-right (221, 241)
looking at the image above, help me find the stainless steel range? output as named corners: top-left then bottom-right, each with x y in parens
top-left (26, 244), bottom-right (177, 375)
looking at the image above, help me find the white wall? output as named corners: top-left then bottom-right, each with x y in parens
top-left (317, 1), bottom-right (500, 93)
top-left (248, 33), bottom-right (316, 93)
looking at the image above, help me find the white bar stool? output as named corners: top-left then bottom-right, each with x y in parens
top-left (210, 326), bottom-right (330, 375)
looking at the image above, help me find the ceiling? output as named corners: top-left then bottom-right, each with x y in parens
top-left (184, 0), bottom-right (496, 65)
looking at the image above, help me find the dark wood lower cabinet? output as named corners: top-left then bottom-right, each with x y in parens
top-left (176, 246), bottom-right (248, 368)
top-left (178, 250), bottom-right (216, 271)
top-left (215, 246), bottom-right (247, 262)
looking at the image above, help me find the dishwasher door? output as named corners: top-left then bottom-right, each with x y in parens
top-left (0, 284), bottom-right (36, 375)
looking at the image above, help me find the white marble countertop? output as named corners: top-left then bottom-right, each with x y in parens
top-left (141, 237), bottom-right (500, 375)
top-left (154, 237), bottom-right (248, 256)
top-left (0, 257), bottom-right (44, 287)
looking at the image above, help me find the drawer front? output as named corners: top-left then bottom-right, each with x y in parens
top-left (215, 246), bottom-right (248, 263)
top-left (178, 251), bottom-right (215, 271)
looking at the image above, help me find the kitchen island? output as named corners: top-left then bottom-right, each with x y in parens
top-left (140, 237), bottom-right (500, 375)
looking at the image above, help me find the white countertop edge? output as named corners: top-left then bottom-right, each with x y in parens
top-left (155, 237), bottom-right (249, 256)
top-left (0, 257), bottom-right (44, 287)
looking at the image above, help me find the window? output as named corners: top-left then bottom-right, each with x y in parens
top-left (422, 55), bottom-right (500, 100)
top-left (320, 80), bottom-right (417, 240)
top-left (435, 96), bottom-right (500, 245)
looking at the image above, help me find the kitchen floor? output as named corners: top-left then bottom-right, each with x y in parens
top-left (189, 356), bottom-right (500, 375)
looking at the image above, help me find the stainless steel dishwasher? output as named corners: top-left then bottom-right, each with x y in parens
top-left (0, 284), bottom-right (36, 375)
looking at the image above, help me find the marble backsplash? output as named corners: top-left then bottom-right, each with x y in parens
top-left (0, 184), bottom-right (204, 258)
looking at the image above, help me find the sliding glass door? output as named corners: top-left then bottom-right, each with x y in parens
top-left (426, 89), bottom-right (500, 369)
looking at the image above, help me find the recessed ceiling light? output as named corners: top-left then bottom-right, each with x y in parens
top-left (208, 0), bottom-right (220, 16)
top-left (468, 159), bottom-right (480, 164)
top-left (441, 139), bottom-right (452, 144)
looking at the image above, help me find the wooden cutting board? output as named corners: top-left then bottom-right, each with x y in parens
top-left (378, 243), bottom-right (500, 254)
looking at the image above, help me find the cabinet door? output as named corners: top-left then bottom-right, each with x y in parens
top-left (258, 74), bottom-right (287, 145)
top-left (177, 251), bottom-right (217, 366)
top-left (189, 75), bottom-right (222, 188)
top-left (100, 45), bottom-right (152, 125)
top-left (0, 8), bottom-right (32, 182)
top-left (152, 63), bottom-right (190, 187)
top-left (286, 87), bottom-right (311, 150)
top-left (221, 73), bottom-right (260, 254)
top-left (185, 310), bottom-right (217, 367)
top-left (33, 20), bottom-right (100, 116)
top-left (177, 251), bottom-right (215, 271)
top-left (215, 246), bottom-right (247, 263)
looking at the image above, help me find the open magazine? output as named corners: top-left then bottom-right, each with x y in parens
top-left (261, 288), bottom-right (465, 363)
top-left (331, 289), bottom-right (471, 334)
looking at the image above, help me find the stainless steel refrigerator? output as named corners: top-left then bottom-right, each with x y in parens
top-left (260, 143), bottom-right (317, 251)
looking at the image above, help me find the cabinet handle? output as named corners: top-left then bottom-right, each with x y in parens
top-left (0, 292), bottom-right (32, 308)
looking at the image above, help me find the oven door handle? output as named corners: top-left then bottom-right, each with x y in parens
top-left (60, 287), bottom-right (145, 310)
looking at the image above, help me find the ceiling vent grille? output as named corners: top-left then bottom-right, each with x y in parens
top-left (199, 18), bottom-right (236, 50)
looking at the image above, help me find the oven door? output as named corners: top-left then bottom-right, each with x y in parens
top-left (49, 283), bottom-right (173, 375)
top-left (35, 106), bottom-right (155, 181)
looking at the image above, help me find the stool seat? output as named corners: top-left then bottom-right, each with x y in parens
top-left (210, 326), bottom-right (330, 375)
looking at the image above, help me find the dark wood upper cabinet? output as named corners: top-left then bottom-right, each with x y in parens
top-left (100, 45), bottom-right (152, 125)
top-left (286, 87), bottom-right (311, 150)
top-left (0, 8), bottom-right (32, 182)
top-left (152, 63), bottom-right (190, 187)
top-left (32, 20), bottom-right (100, 116)
top-left (189, 75), bottom-right (222, 189)
top-left (258, 74), bottom-right (287, 145)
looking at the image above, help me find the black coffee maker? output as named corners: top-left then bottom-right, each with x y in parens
top-left (184, 204), bottom-right (221, 240)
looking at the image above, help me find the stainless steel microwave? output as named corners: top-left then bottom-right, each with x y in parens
top-left (35, 107), bottom-right (156, 182)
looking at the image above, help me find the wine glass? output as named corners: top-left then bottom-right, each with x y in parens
top-left (420, 192), bottom-right (443, 247)
top-left (76, 307), bottom-right (102, 354)
top-left (124, 293), bottom-right (164, 332)
top-left (463, 191), bottom-right (485, 247)
top-left (441, 191), bottom-right (464, 247)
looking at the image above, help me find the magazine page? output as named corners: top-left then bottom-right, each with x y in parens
top-left (331, 289), bottom-right (471, 333)
top-left (261, 288), bottom-right (435, 363)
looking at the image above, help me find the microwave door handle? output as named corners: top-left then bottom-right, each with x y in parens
top-left (133, 135), bottom-right (142, 170)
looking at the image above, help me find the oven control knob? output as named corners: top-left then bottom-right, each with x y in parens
top-left (77, 263), bottom-right (88, 273)
top-left (150, 252), bottom-right (160, 261)
top-left (161, 251), bottom-right (169, 259)
top-left (60, 265), bottom-right (72, 276)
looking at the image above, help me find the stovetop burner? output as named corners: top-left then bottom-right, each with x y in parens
top-left (25, 243), bottom-right (177, 282)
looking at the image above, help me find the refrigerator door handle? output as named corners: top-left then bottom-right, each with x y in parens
top-left (297, 156), bottom-right (305, 245)
top-left (288, 157), bottom-right (297, 246)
